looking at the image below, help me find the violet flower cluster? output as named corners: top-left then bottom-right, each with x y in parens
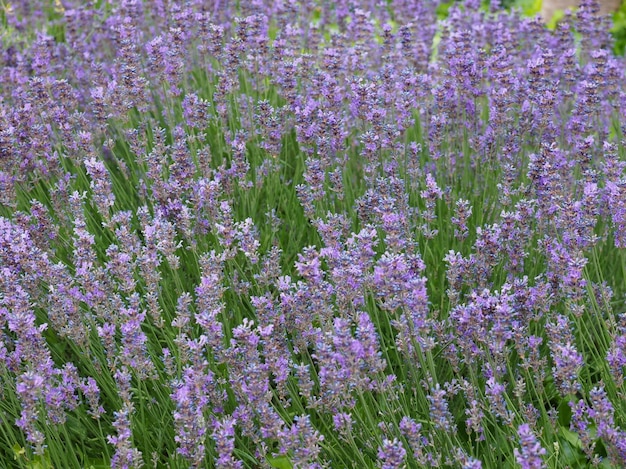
top-left (0, 0), bottom-right (625, 468)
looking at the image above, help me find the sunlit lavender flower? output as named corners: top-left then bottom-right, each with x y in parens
top-left (235, 218), bottom-right (260, 264)
top-left (569, 399), bottom-right (597, 461)
top-left (514, 424), bottom-right (546, 469)
top-left (427, 384), bottom-right (456, 433)
top-left (399, 416), bottom-right (431, 465)
top-left (451, 199), bottom-right (472, 240)
top-left (551, 342), bottom-right (583, 396)
top-left (280, 415), bottom-right (325, 468)
top-left (84, 156), bottom-right (115, 219)
top-left (107, 402), bottom-right (144, 469)
top-left (588, 386), bottom-right (626, 465)
top-left (171, 366), bottom-right (211, 468)
top-left (212, 417), bottom-right (242, 469)
top-left (80, 376), bottom-right (105, 420)
top-left (15, 370), bottom-right (47, 455)
top-left (606, 313), bottom-right (626, 387)
top-left (378, 438), bottom-right (407, 469)
top-left (118, 294), bottom-right (156, 380)
top-left (485, 376), bottom-right (513, 425)
top-left (332, 411), bottom-right (354, 439)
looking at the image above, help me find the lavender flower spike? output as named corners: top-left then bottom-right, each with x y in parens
top-left (514, 424), bottom-right (546, 469)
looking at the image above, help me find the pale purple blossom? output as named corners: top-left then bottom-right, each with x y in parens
top-left (514, 424), bottom-right (546, 469)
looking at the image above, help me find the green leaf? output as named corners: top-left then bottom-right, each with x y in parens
top-left (12, 443), bottom-right (26, 460)
top-left (29, 462), bottom-right (48, 469)
top-left (547, 9), bottom-right (565, 30)
top-left (558, 396), bottom-right (574, 426)
top-left (559, 427), bottom-right (583, 450)
top-left (600, 459), bottom-right (622, 469)
top-left (522, 0), bottom-right (542, 16)
top-left (84, 460), bottom-right (110, 469)
top-left (611, 2), bottom-right (626, 55)
top-left (436, 1), bottom-right (454, 19)
top-left (11, 443), bottom-right (57, 469)
top-left (268, 455), bottom-right (294, 469)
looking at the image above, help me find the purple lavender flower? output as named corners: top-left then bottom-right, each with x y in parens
top-left (279, 415), bottom-right (325, 468)
top-left (377, 438), bottom-right (407, 469)
top-left (84, 156), bottom-right (115, 217)
top-left (171, 369), bottom-right (210, 468)
top-left (588, 386), bottom-right (626, 465)
top-left (427, 384), bottom-right (456, 433)
top-left (485, 376), bottom-right (513, 425)
top-left (2, 1), bottom-right (626, 467)
top-left (551, 342), bottom-right (583, 396)
top-left (601, 142), bottom-right (626, 248)
top-left (607, 313), bottom-right (626, 387)
top-left (569, 399), bottom-right (597, 461)
top-left (332, 412), bottom-right (354, 439)
top-left (234, 218), bottom-right (260, 264)
top-left (451, 199), bottom-right (472, 241)
top-left (225, 319), bottom-right (285, 443)
top-left (295, 246), bottom-right (324, 284)
top-left (399, 416), bottom-right (431, 465)
top-left (80, 376), bottom-right (105, 420)
top-left (15, 370), bottom-right (47, 455)
top-left (118, 294), bottom-right (156, 380)
top-left (514, 424), bottom-right (546, 469)
top-left (212, 417), bottom-right (242, 469)
top-left (317, 312), bottom-right (390, 407)
top-left (107, 402), bottom-right (144, 469)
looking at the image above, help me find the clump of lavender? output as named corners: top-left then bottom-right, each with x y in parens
top-left (451, 198), bottom-right (472, 241)
top-left (1, 0), bottom-right (626, 468)
top-left (212, 417), bottom-right (242, 469)
top-left (514, 424), bottom-right (546, 469)
top-left (279, 415), bottom-right (325, 468)
top-left (377, 438), bottom-right (407, 469)
top-left (588, 386), bottom-right (626, 465)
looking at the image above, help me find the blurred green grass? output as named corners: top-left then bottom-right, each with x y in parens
top-left (439, 0), bottom-right (626, 54)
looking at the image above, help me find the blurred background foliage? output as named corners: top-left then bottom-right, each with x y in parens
top-left (436, 0), bottom-right (626, 54)
top-left (613, 1), bottom-right (626, 54)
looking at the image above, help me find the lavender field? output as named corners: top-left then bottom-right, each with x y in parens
top-left (1, 0), bottom-right (625, 467)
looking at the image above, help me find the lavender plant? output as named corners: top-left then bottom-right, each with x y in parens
top-left (0, 0), bottom-right (625, 468)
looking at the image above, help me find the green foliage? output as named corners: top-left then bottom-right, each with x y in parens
top-left (1, 1), bottom-right (626, 468)
top-left (268, 455), bottom-right (294, 469)
top-left (612, 1), bottom-right (626, 54)
top-left (512, 0), bottom-right (542, 15)
top-left (436, 1), bottom-right (454, 19)
top-left (12, 444), bottom-right (53, 469)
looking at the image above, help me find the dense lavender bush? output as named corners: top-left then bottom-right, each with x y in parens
top-left (0, 0), bottom-right (625, 468)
